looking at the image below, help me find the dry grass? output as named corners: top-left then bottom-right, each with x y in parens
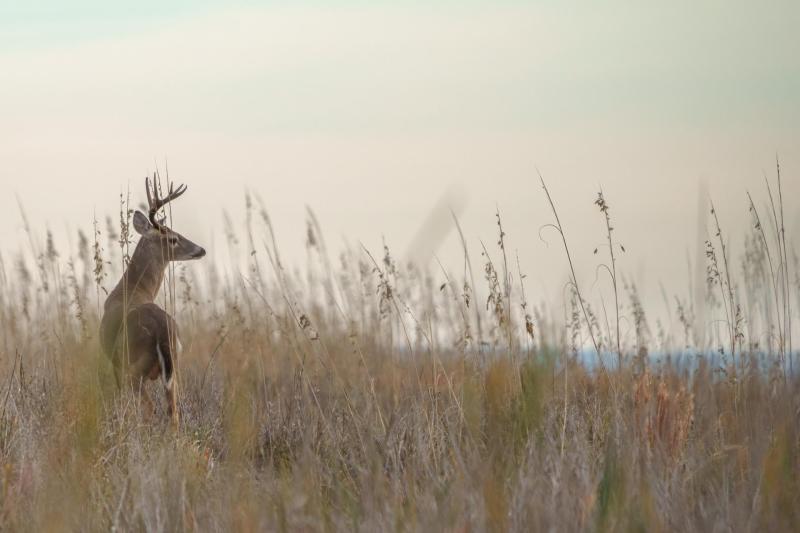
top-left (0, 175), bottom-right (798, 532)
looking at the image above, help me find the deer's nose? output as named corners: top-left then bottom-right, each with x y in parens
top-left (192, 247), bottom-right (206, 259)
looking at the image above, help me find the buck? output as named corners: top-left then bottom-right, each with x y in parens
top-left (100, 177), bottom-right (206, 426)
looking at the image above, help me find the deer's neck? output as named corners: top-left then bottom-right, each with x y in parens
top-left (106, 242), bottom-right (168, 311)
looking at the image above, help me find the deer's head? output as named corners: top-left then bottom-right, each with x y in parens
top-left (132, 177), bottom-right (206, 262)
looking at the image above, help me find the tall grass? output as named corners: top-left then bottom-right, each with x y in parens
top-left (0, 168), bottom-right (797, 532)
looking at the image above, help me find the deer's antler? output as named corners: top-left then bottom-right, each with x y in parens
top-left (145, 175), bottom-right (187, 231)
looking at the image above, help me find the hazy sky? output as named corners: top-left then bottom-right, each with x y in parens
top-left (1, 1), bottom-right (799, 311)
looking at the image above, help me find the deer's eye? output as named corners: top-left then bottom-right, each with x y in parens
top-left (169, 237), bottom-right (179, 247)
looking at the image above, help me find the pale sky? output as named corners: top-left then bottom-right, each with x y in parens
top-left (1, 1), bottom-right (799, 314)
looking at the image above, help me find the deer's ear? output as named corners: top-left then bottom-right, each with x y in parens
top-left (133, 211), bottom-right (152, 235)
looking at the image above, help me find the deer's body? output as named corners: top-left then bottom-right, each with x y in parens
top-left (100, 178), bottom-right (205, 425)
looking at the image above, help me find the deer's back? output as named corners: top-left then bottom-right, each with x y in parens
top-left (100, 302), bottom-right (180, 379)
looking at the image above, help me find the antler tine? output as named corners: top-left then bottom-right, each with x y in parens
top-left (146, 175), bottom-right (161, 229)
top-left (145, 175), bottom-right (187, 230)
top-left (162, 183), bottom-right (188, 204)
top-left (145, 176), bottom-right (154, 209)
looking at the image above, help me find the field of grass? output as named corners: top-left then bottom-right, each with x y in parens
top-left (0, 176), bottom-right (798, 532)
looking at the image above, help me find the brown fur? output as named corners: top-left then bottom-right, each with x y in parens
top-left (100, 179), bottom-right (205, 427)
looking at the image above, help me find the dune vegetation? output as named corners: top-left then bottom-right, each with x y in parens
top-left (0, 172), bottom-right (797, 532)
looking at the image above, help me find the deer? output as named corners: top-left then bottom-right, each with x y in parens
top-left (100, 177), bottom-right (206, 427)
